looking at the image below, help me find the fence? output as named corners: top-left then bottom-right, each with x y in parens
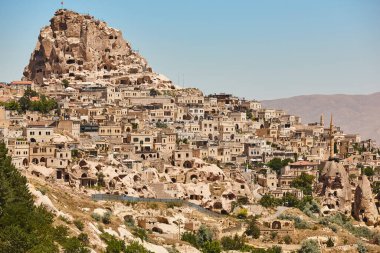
top-left (92, 194), bottom-right (223, 218)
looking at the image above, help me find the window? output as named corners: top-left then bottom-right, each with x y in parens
top-left (145, 138), bottom-right (150, 142)
top-left (133, 138), bottom-right (139, 142)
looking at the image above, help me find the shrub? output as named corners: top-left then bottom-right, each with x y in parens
top-left (326, 237), bottom-right (334, 247)
top-left (74, 220), bottom-right (84, 231)
top-left (237, 196), bottom-right (249, 205)
top-left (147, 202), bottom-right (159, 209)
top-left (221, 234), bottom-right (245, 250)
top-left (298, 239), bottom-right (320, 253)
top-left (61, 237), bottom-right (90, 253)
top-left (102, 212), bottom-right (111, 224)
top-left (166, 201), bottom-right (183, 209)
top-left (237, 208), bottom-right (248, 219)
top-left (202, 240), bottom-right (221, 253)
top-left (270, 232), bottom-right (278, 240)
top-left (279, 214), bottom-right (311, 229)
top-left (123, 215), bottom-right (135, 227)
top-left (91, 213), bottom-right (101, 222)
top-left (156, 122), bottom-right (168, 128)
top-left (181, 231), bottom-right (198, 248)
top-left (132, 228), bottom-right (148, 242)
top-left (181, 225), bottom-right (215, 250)
top-left (357, 242), bottom-right (367, 253)
top-left (103, 235), bottom-right (126, 253)
top-left (59, 215), bottom-right (72, 224)
top-left (283, 235), bottom-right (292, 244)
top-left (372, 233), bottom-right (380, 245)
top-left (125, 241), bottom-right (151, 253)
top-left (77, 233), bottom-right (89, 245)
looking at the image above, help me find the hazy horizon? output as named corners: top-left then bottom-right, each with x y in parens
top-left (0, 0), bottom-right (379, 100)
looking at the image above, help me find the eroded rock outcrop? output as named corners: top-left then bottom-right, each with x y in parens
top-left (353, 175), bottom-right (380, 226)
top-left (319, 161), bottom-right (352, 216)
top-left (23, 9), bottom-right (173, 89)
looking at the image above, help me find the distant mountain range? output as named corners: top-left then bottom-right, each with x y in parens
top-left (262, 92), bottom-right (380, 143)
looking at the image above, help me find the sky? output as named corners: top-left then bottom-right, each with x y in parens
top-left (0, 0), bottom-right (379, 100)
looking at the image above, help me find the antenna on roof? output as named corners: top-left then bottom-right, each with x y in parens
top-left (61, 1), bottom-right (64, 8)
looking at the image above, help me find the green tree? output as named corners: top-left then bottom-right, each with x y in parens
top-left (281, 193), bottom-right (300, 207)
top-left (267, 158), bottom-right (293, 174)
top-left (363, 167), bottom-right (374, 177)
top-left (290, 173), bottom-right (315, 195)
top-left (221, 234), bottom-right (245, 250)
top-left (266, 158), bottom-right (283, 173)
top-left (259, 194), bottom-right (280, 208)
top-left (196, 225), bottom-right (214, 247)
top-left (62, 79), bottom-right (70, 88)
top-left (245, 218), bottom-right (260, 239)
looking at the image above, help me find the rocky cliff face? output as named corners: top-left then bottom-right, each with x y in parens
top-left (319, 161), bottom-right (352, 216)
top-left (23, 9), bottom-right (173, 88)
top-left (353, 175), bottom-right (380, 226)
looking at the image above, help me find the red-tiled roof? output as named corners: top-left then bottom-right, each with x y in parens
top-left (10, 81), bottom-right (32, 85)
top-left (289, 161), bottom-right (318, 166)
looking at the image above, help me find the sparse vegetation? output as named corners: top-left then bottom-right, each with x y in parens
top-left (245, 217), bottom-right (261, 239)
top-left (298, 239), bottom-right (320, 253)
top-left (326, 237), bottom-right (334, 247)
top-left (283, 235), bottom-right (292, 244)
top-left (237, 208), bottom-right (248, 219)
top-left (156, 122), bottom-right (168, 128)
top-left (0, 142), bottom-right (92, 252)
top-left (102, 212), bottom-right (112, 224)
top-left (0, 87), bottom-right (58, 114)
top-left (166, 201), bottom-right (183, 209)
top-left (91, 212), bottom-right (101, 222)
top-left (279, 214), bottom-right (311, 229)
top-left (74, 220), bottom-right (85, 231)
top-left (123, 215), bottom-right (135, 227)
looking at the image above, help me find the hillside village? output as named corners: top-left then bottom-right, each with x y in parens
top-left (1, 9), bottom-right (380, 253)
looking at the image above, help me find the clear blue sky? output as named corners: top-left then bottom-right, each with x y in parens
top-left (0, 0), bottom-right (379, 99)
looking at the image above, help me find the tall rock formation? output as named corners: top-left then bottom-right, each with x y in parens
top-left (23, 9), bottom-right (173, 89)
top-left (319, 161), bottom-right (352, 216)
top-left (353, 175), bottom-right (379, 226)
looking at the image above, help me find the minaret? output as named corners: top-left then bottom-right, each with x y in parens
top-left (320, 113), bottom-right (324, 126)
top-left (329, 114), bottom-right (334, 159)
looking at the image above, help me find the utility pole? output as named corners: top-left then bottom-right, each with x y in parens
top-left (177, 218), bottom-right (183, 240)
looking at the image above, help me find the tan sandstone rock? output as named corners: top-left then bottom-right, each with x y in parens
top-left (23, 9), bottom-right (173, 89)
top-left (353, 175), bottom-right (379, 226)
